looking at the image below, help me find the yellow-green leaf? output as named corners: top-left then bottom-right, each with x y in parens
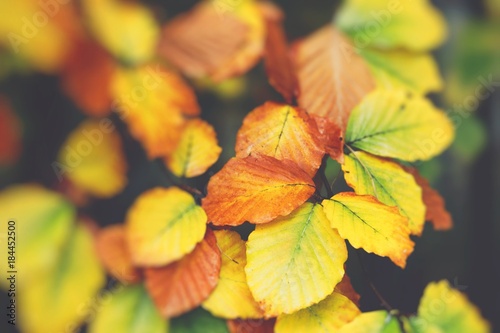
top-left (202, 230), bottom-right (264, 319)
top-left (245, 203), bottom-right (348, 316)
top-left (410, 280), bottom-right (490, 333)
top-left (335, 0), bottom-right (447, 51)
top-left (322, 192), bottom-right (414, 268)
top-left (345, 89), bottom-right (454, 162)
top-left (275, 292), bottom-right (360, 333)
top-left (343, 152), bottom-right (425, 235)
top-left (126, 187), bottom-right (207, 266)
top-left (56, 118), bottom-right (127, 198)
top-left (18, 223), bottom-right (105, 333)
top-left (83, 0), bottom-right (159, 65)
top-left (88, 284), bottom-right (167, 333)
top-left (338, 310), bottom-right (401, 333)
top-left (359, 48), bottom-right (443, 94)
top-left (166, 119), bottom-right (222, 178)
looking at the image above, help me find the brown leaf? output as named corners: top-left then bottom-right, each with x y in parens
top-left (95, 225), bottom-right (141, 284)
top-left (292, 26), bottom-right (375, 133)
top-left (407, 167), bottom-right (453, 230)
top-left (0, 96), bottom-right (22, 165)
top-left (202, 155), bottom-right (315, 226)
top-left (334, 273), bottom-right (360, 307)
top-left (235, 102), bottom-right (325, 177)
top-left (144, 229), bottom-right (221, 318)
top-left (312, 116), bottom-right (344, 162)
top-left (227, 318), bottom-right (276, 333)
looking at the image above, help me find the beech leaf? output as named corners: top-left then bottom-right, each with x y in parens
top-left (338, 310), bottom-right (401, 333)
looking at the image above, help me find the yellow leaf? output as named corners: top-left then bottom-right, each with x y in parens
top-left (322, 192), bottom-right (414, 268)
top-left (338, 310), bottom-right (401, 333)
top-left (410, 280), bottom-right (490, 333)
top-left (335, 0), bottom-right (447, 51)
top-left (359, 48), bottom-right (443, 94)
top-left (202, 230), bottom-right (264, 319)
top-left (88, 284), bottom-right (167, 333)
top-left (111, 64), bottom-right (199, 158)
top-left (343, 152), bottom-right (426, 235)
top-left (83, 0), bottom-right (159, 65)
top-left (245, 203), bottom-right (348, 316)
top-left (18, 223), bottom-right (105, 333)
top-left (126, 187), bottom-right (207, 266)
top-left (235, 102), bottom-right (325, 177)
top-left (275, 292), bottom-right (360, 333)
top-left (57, 118), bottom-right (127, 198)
top-left (166, 119), bottom-right (222, 178)
top-left (345, 89), bottom-right (454, 162)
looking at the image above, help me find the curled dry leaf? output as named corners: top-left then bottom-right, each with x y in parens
top-left (166, 119), bottom-right (222, 178)
top-left (227, 318), bottom-right (276, 333)
top-left (235, 102), bottom-right (325, 177)
top-left (158, 0), bottom-right (265, 81)
top-left (334, 273), bottom-right (361, 307)
top-left (95, 225), bottom-right (141, 284)
top-left (144, 229), bottom-right (221, 318)
top-left (291, 26), bottom-right (375, 138)
top-left (406, 167), bottom-right (453, 230)
top-left (202, 155), bottom-right (315, 226)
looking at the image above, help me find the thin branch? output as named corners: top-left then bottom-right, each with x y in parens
top-left (155, 159), bottom-right (204, 199)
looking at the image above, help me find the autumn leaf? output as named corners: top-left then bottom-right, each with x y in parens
top-left (343, 152), bottom-right (426, 235)
top-left (202, 155), bottom-right (315, 226)
top-left (337, 310), bottom-right (401, 333)
top-left (88, 284), bottom-right (167, 333)
top-left (144, 230), bottom-right (221, 318)
top-left (126, 187), bottom-right (207, 266)
top-left (312, 116), bottom-right (344, 162)
top-left (111, 63), bottom-right (199, 158)
top-left (275, 292), bottom-right (360, 333)
top-left (335, 0), bottom-right (447, 51)
top-left (82, 0), bottom-right (159, 65)
top-left (406, 167), bottom-right (453, 231)
top-left (344, 90), bottom-right (454, 162)
top-left (227, 318), bottom-right (276, 333)
top-left (202, 230), bottom-right (264, 319)
top-left (159, 0), bottom-right (266, 81)
top-left (291, 26), bottom-right (375, 134)
top-left (56, 118), bottom-right (127, 198)
top-left (171, 307), bottom-right (229, 333)
top-left (95, 225), bottom-right (141, 284)
top-left (61, 38), bottom-right (116, 117)
top-left (0, 96), bottom-right (22, 165)
top-left (245, 203), bottom-right (348, 316)
top-left (409, 280), bottom-right (490, 332)
top-left (235, 102), bottom-right (325, 177)
top-left (335, 274), bottom-right (361, 306)
top-left (166, 119), bottom-right (222, 178)
top-left (359, 48), bottom-right (443, 94)
top-left (322, 192), bottom-right (414, 268)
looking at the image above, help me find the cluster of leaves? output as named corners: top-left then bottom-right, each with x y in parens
top-left (0, 0), bottom-right (492, 332)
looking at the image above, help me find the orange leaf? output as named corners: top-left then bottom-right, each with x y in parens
top-left (334, 273), bottom-right (360, 307)
top-left (95, 225), bottom-right (141, 284)
top-left (61, 38), bottom-right (116, 117)
top-left (227, 318), bottom-right (276, 333)
top-left (144, 230), bottom-right (220, 318)
top-left (165, 119), bottom-right (222, 178)
top-left (235, 102), bottom-right (325, 177)
top-left (312, 116), bottom-right (344, 162)
top-left (407, 167), bottom-right (453, 230)
top-left (202, 155), bottom-right (315, 226)
top-left (292, 26), bottom-right (375, 133)
top-left (262, 7), bottom-right (298, 103)
top-left (0, 96), bottom-right (22, 165)
top-left (158, 1), bottom-right (264, 81)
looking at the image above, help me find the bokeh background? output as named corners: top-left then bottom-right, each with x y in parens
top-left (0, 0), bottom-right (499, 332)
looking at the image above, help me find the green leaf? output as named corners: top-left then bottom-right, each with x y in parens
top-left (89, 284), bottom-right (168, 333)
top-left (245, 202), bottom-right (348, 316)
top-left (171, 308), bottom-right (229, 333)
top-left (345, 89), bottom-right (454, 162)
top-left (342, 152), bottom-right (425, 235)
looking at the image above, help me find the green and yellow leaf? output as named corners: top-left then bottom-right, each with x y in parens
top-left (338, 310), bottom-right (401, 333)
top-left (323, 192), bottom-right (414, 268)
top-left (202, 230), bottom-right (264, 319)
top-left (245, 203), bottom-right (348, 316)
top-left (343, 152), bottom-right (426, 235)
top-left (126, 187), bottom-right (207, 266)
top-left (275, 292), bottom-right (360, 333)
